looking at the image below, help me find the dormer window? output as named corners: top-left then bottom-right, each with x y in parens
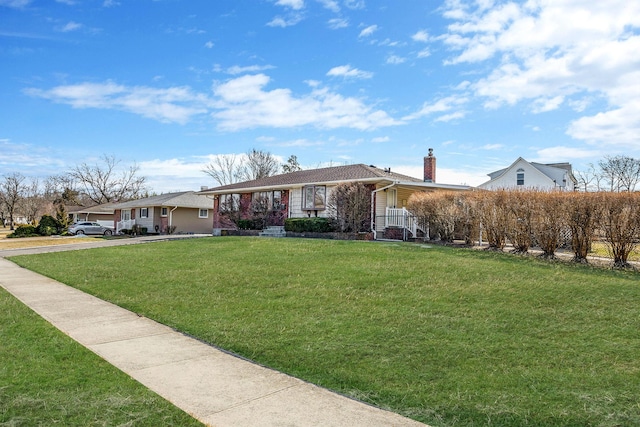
top-left (516, 168), bottom-right (525, 186)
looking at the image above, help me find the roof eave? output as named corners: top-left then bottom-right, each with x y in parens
top-left (199, 177), bottom-right (397, 195)
top-left (394, 181), bottom-right (471, 191)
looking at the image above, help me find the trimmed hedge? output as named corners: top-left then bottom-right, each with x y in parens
top-left (284, 217), bottom-right (335, 233)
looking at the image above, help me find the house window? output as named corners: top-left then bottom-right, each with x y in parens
top-left (219, 194), bottom-right (240, 212)
top-left (303, 185), bottom-right (326, 210)
top-left (252, 192), bottom-right (270, 212)
top-left (161, 207), bottom-right (168, 217)
top-left (140, 208), bottom-right (148, 218)
top-left (516, 168), bottom-right (525, 186)
top-left (251, 191), bottom-right (284, 211)
top-left (273, 190), bottom-right (283, 210)
top-left (199, 209), bottom-right (209, 218)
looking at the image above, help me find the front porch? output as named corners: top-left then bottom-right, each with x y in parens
top-left (380, 208), bottom-right (428, 241)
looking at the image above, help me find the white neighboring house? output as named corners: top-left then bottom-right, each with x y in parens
top-left (479, 157), bottom-right (578, 191)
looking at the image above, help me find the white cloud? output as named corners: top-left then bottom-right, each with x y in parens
top-left (270, 138), bottom-right (325, 147)
top-left (393, 164), bottom-right (487, 186)
top-left (0, 138), bottom-right (66, 172)
top-left (344, 0), bottom-right (364, 9)
top-left (56, 0), bottom-right (76, 4)
top-left (138, 157), bottom-right (213, 192)
top-left (0, 0), bottom-right (32, 7)
top-left (226, 64), bottom-right (276, 75)
top-left (103, 0), bottom-right (120, 6)
top-left (434, 111), bottom-right (466, 122)
top-left (204, 41), bottom-right (214, 49)
top-left (531, 95), bottom-right (564, 113)
top-left (386, 55), bottom-right (406, 64)
top-left (60, 21), bottom-right (82, 32)
top-left (25, 81), bottom-right (209, 124)
top-left (26, 74), bottom-right (404, 132)
top-left (417, 48), bottom-right (431, 58)
top-left (326, 64), bottom-right (373, 79)
top-left (412, 30), bottom-right (429, 42)
top-left (328, 18), bottom-right (349, 29)
top-left (317, 0), bottom-right (339, 12)
top-left (481, 144), bottom-right (504, 150)
top-left (358, 24), bottom-right (378, 38)
top-left (439, 0), bottom-right (640, 148)
top-left (403, 95), bottom-right (469, 121)
top-left (211, 74), bottom-right (402, 131)
top-left (534, 146), bottom-right (600, 163)
top-left (372, 136), bottom-right (390, 143)
top-left (274, 0), bottom-right (304, 9)
top-left (267, 14), bottom-right (303, 27)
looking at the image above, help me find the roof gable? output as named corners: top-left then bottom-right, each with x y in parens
top-left (480, 157), bottom-right (553, 188)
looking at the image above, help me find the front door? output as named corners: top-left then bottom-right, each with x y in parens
top-left (386, 189), bottom-right (397, 209)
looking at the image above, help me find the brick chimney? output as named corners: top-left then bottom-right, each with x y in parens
top-left (424, 148), bottom-right (436, 183)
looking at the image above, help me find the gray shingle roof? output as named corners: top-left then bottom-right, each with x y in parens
top-left (112, 191), bottom-right (211, 209)
top-left (201, 164), bottom-right (423, 193)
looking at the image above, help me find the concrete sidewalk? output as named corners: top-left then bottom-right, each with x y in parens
top-left (0, 243), bottom-right (427, 426)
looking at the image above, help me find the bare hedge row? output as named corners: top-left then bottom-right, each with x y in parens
top-left (408, 190), bottom-right (640, 267)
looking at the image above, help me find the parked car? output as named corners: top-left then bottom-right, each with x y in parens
top-left (68, 222), bottom-right (113, 236)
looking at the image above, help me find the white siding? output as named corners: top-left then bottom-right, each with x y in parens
top-left (374, 184), bottom-right (388, 234)
top-left (289, 185), bottom-right (335, 218)
top-left (136, 208), bottom-right (154, 231)
top-left (479, 159), bottom-right (555, 190)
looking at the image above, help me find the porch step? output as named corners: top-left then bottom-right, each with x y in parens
top-left (259, 226), bottom-right (287, 238)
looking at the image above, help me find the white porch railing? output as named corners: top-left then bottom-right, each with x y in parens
top-left (116, 219), bottom-right (135, 234)
top-left (385, 208), bottom-right (427, 239)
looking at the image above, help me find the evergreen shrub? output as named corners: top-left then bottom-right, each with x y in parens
top-left (284, 217), bottom-right (334, 233)
top-left (8, 225), bottom-right (39, 238)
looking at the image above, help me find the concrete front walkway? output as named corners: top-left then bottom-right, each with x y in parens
top-left (0, 238), bottom-right (427, 427)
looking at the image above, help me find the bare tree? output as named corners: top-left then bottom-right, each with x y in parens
top-left (67, 154), bottom-right (146, 205)
top-left (20, 178), bottom-right (47, 224)
top-left (282, 155), bottom-right (303, 174)
top-left (329, 182), bottom-right (371, 233)
top-left (0, 173), bottom-right (27, 230)
top-left (239, 149), bottom-right (279, 181)
top-left (574, 163), bottom-right (600, 192)
top-left (203, 150), bottom-right (280, 186)
top-left (598, 155), bottom-right (640, 192)
top-left (202, 154), bottom-right (241, 186)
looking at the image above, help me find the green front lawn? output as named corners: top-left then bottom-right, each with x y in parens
top-left (0, 287), bottom-right (202, 426)
top-left (10, 237), bottom-right (640, 426)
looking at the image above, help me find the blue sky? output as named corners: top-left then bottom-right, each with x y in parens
top-left (2, 0), bottom-right (639, 192)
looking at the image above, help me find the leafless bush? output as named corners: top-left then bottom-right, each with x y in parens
top-left (597, 192), bottom-right (640, 268)
top-left (408, 191), bottom-right (462, 242)
top-left (565, 192), bottom-right (600, 263)
top-left (530, 191), bottom-right (568, 259)
top-left (506, 190), bottom-right (535, 254)
top-left (328, 182), bottom-right (371, 233)
top-left (476, 190), bottom-right (511, 250)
